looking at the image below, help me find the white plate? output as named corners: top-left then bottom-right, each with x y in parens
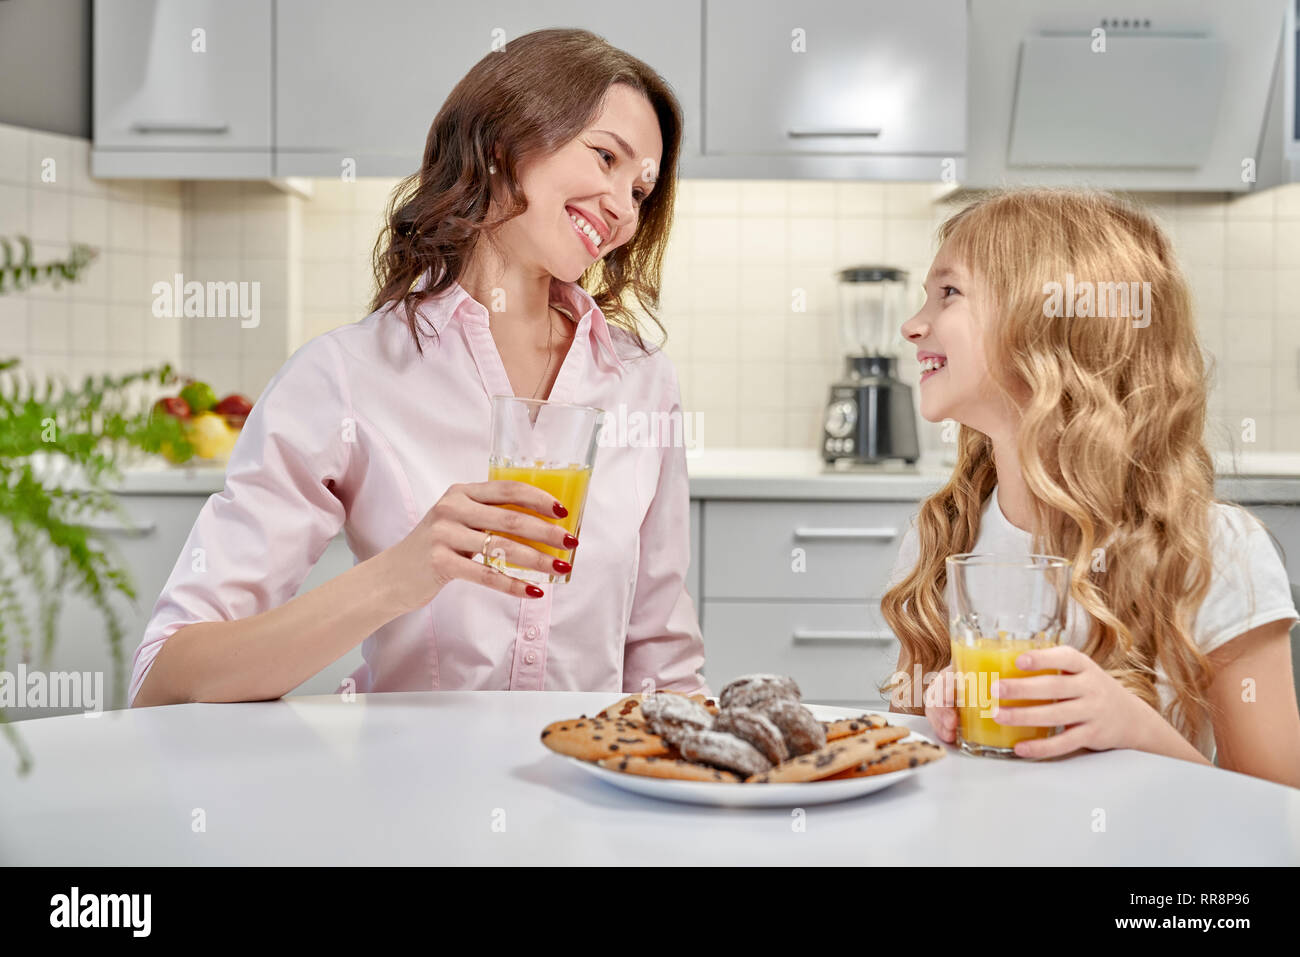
top-left (559, 704), bottom-right (941, 808)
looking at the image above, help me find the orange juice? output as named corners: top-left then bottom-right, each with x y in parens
top-left (950, 635), bottom-right (1059, 753)
top-left (487, 464), bottom-right (591, 567)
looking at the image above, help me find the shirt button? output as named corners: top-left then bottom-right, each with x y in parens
top-left (525, 626), bottom-right (538, 640)
top-left (524, 652), bottom-right (537, 664)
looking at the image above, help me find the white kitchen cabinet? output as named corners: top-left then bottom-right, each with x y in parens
top-left (701, 600), bottom-right (897, 708)
top-left (274, 0), bottom-right (702, 177)
top-left (701, 0), bottom-right (965, 173)
top-left (1245, 504), bottom-right (1300, 583)
top-left (696, 498), bottom-right (909, 706)
top-left (13, 494), bottom-right (207, 719)
top-left (14, 492), bottom-right (361, 718)
top-left (92, 0), bottom-right (273, 177)
top-left (702, 500), bottom-right (913, 601)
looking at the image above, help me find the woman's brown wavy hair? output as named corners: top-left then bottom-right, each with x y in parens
top-left (881, 188), bottom-right (1221, 745)
top-left (369, 28), bottom-right (682, 353)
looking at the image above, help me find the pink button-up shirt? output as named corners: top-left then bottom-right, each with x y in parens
top-left (128, 276), bottom-right (708, 705)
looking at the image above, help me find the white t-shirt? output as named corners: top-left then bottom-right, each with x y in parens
top-left (887, 486), bottom-right (1299, 759)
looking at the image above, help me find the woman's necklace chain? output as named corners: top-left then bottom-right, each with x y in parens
top-left (531, 306), bottom-right (557, 399)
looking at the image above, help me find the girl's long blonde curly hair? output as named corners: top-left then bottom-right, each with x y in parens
top-left (881, 188), bottom-right (1219, 744)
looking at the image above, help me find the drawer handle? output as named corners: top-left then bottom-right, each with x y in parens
top-left (793, 629), bottom-right (895, 643)
top-left (787, 127), bottom-right (883, 138)
top-left (792, 527), bottom-right (898, 542)
top-left (80, 518), bottom-right (157, 537)
top-left (130, 121), bottom-right (230, 134)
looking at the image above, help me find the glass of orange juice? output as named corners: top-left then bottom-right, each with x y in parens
top-left (485, 395), bottom-right (603, 584)
top-left (945, 553), bottom-right (1072, 758)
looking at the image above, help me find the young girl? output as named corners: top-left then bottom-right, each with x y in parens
top-left (882, 188), bottom-right (1300, 787)
top-left (130, 29), bottom-right (707, 707)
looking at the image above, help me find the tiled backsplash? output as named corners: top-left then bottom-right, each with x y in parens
top-left (0, 123), bottom-right (183, 389)
top-left (2, 120), bottom-right (1298, 455)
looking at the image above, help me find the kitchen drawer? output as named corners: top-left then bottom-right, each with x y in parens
top-left (701, 500), bottom-right (914, 600)
top-left (701, 600), bottom-right (899, 706)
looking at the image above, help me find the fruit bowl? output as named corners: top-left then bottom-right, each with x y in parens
top-left (152, 382), bottom-right (253, 466)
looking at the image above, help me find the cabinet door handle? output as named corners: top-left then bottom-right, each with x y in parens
top-left (130, 121), bottom-right (230, 134)
top-left (792, 527), bottom-right (898, 542)
top-left (787, 127), bottom-right (882, 138)
top-left (793, 629), bottom-right (895, 643)
top-left (80, 519), bottom-right (157, 537)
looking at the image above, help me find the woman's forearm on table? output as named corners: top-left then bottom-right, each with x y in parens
top-left (133, 551), bottom-right (405, 707)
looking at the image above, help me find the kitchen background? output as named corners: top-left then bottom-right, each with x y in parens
top-left (4, 119), bottom-right (1300, 457)
top-left (3, 0), bottom-right (1299, 719)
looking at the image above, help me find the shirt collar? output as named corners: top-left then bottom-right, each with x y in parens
top-left (411, 269), bottom-right (626, 374)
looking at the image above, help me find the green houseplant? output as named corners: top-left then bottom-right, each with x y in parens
top-left (1, 237), bottom-right (193, 775)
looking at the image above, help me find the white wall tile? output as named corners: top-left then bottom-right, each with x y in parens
top-left (1225, 220), bottom-right (1274, 269)
top-left (28, 298), bottom-right (70, 354)
top-left (738, 217), bottom-right (786, 263)
top-left (788, 182), bottom-right (836, 217)
top-left (693, 180), bottom-right (740, 216)
top-left (0, 124), bottom-right (30, 184)
top-left (108, 197), bottom-right (147, 252)
top-left (1223, 317), bottom-right (1275, 364)
top-left (0, 182), bottom-right (28, 233)
top-left (70, 302), bottom-right (108, 355)
top-left (1275, 184), bottom-right (1300, 219)
top-left (1224, 269), bottom-right (1275, 318)
top-left (30, 187), bottom-right (69, 244)
top-left (27, 132), bottom-right (72, 192)
top-left (0, 295), bottom-right (28, 354)
top-left (738, 181), bottom-right (787, 216)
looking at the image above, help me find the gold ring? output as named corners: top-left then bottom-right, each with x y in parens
top-left (482, 531), bottom-right (494, 558)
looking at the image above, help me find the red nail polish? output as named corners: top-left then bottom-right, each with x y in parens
top-left (525, 585), bottom-right (544, 598)
top-left (552, 502), bottom-right (568, 518)
top-left (563, 534), bottom-right (579, 548)
top-left (552, 559), bottom-right (572, 574)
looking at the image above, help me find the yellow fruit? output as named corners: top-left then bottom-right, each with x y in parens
top-left (188, 412), bottom-right (238, 460)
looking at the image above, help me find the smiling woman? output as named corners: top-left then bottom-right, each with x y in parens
top-left (372, 28), bottom-right (680, 355)
top-left (129, 29), bottom-right (705, 710)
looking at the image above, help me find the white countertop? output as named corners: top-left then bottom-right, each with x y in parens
top-left (2, 691), bottom-right (1295, 865)
top-left (76, 447), bottom-right (1300, 503)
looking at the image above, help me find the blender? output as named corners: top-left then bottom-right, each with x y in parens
top-left (821, 265), bottom-right (920, 466)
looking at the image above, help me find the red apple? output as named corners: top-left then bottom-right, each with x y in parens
top-left (213, 394), bottom-right (253, 417)
top-left (153, 396), bottom-right (192, 420)
top-left (213, 393), bottom-right (253, 430)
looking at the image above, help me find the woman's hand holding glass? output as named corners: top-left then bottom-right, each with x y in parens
top-left (380, 480), bottom-right (578, 610)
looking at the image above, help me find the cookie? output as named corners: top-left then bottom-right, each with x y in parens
top-left (598, 695), bottom-right (646, 724)
top-left (757, 698), bottom-right (827, 756)
top-left (597, 754), bottom-right (741, 783)
top-left (641, 692), bottom-right (715, 745)
top-left (747, 726), bottom-right (911, 783)
top-left (718, 674), bottom-right (801, 711)
top-left (713, 707), bottom-right (789, 764)
top-left (822, 713), bottom-right (891, 741)
top-left (677, 728), bottom-right (773, 777)
top-left (824, 739), bottom-right (946, 779)
top-left (540, 715), bottom-right (671, 761)
top-left (691, 694), bottom-right (721, 716)
top-left (598, 691), bottom-right (718, 724)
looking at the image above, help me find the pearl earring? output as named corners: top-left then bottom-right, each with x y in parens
top-left (488, 162), bottom-right (497, 174)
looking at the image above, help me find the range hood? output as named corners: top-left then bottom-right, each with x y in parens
top-left (966, 0), bottom-right (1290, 191)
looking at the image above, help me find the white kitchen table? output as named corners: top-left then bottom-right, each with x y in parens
top-left (2, 691), bottom-right (1297, 866)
